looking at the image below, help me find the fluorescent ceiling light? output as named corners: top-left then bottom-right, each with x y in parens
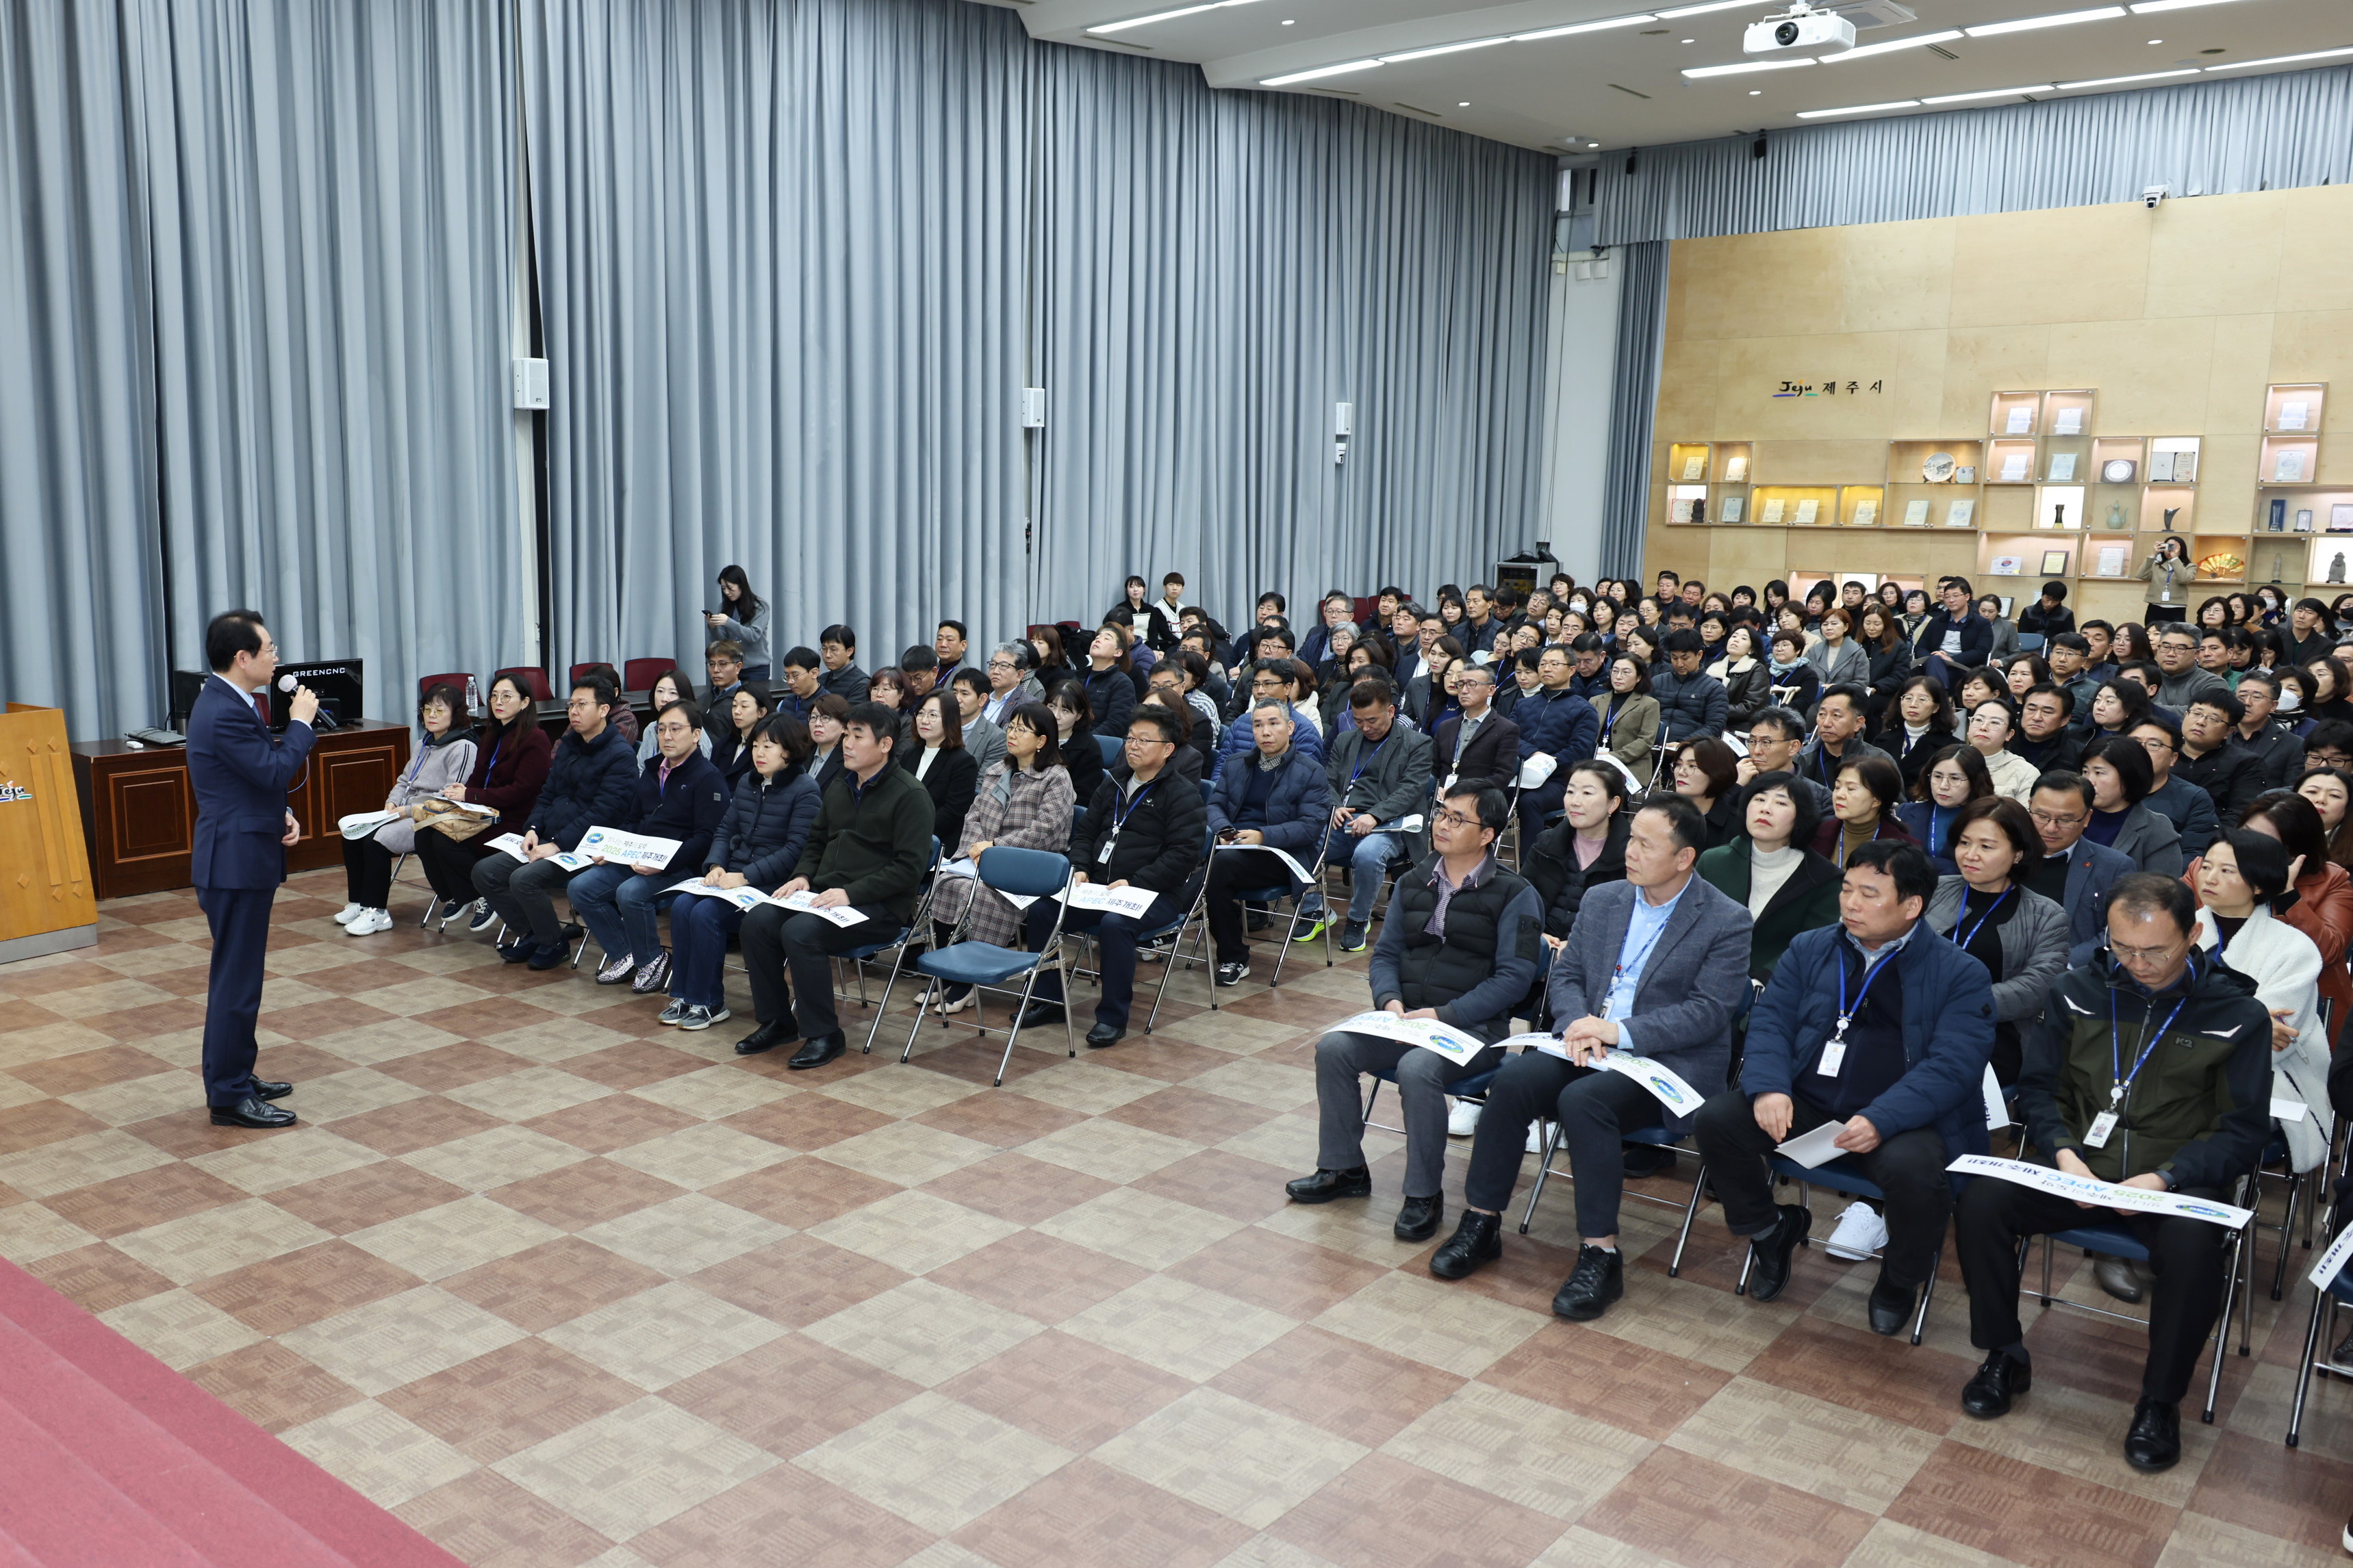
top-left (1683, 57), bottom-right (1818, 77)
top-left (1797, 99), bottom-right (1921, 116)
top-left (2058, 67), bottom-right (2198, 86)
top-left (1964, 7), bottom-right (2126, 37)
top-left (1514, 16), bottom-right (1659, 39)
top-left (2206, 45), bottom-right (2353, 68)
top-left (1922, 83), bottom-right (2052, 101)
top-left (2130, 0), bottom-right (2262, 12)
top-left (1382, 36), bottom-right (1509, 62)
top-left (1823, 29), bottom-right (1965, 61)
top-left (1260, 57), bottom-right (1383, 85)
top-left (1088, 0), bottom-right (1260, 37)
top-left (1655, 0), bottom-right (1753, 16)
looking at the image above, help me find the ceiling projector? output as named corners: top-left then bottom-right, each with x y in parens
top-left (1744, 1), bottom-right (1858, 52)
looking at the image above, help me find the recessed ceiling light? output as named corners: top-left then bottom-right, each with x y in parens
top-left (1681, 37), bottom-right (1696, 43)
top-left (1458, 101), bottom-right (1471, 106)
top-left (1748, 88), bottom-right (1761, 93)
top-left (1281, 17), bottom-right (1294, 23)
top-left (1588, 140), bottom-right (1601, 146)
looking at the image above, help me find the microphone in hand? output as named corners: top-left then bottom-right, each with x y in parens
top-left (277, 674), bottom-right (331, 728)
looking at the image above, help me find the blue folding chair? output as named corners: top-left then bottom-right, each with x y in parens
top-left (898, 846), bottom-right (1076, 1085)
top-left (1521, 1119), bottom-right (1712, 1278)
top-left (1734, 1155), bottom-right (1942, 1345)
top-left (845, 838), bottom-right (943, 1054)
top-left (2024, 1212), bottom-right (2252, 1424)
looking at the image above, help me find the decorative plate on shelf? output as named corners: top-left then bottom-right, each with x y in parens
top-left (2101, 458), bottom-right (2137, 484)
top-left (1922, 452), bottom-right (1957, 483)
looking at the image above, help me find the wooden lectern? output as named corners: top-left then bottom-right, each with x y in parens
top-left (0, 706), bottom-right (99, 962)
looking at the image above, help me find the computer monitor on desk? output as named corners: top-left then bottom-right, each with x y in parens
top-left (269, 660), bottom-right (365, 732)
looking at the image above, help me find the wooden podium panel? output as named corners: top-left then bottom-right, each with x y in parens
top-left (0, 706), bottom-right (99, 959)
top-left (71, 721), bottom-right (412, 901)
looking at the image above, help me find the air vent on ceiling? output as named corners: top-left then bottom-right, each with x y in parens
top-left (1392, 102), bottom-right (1445, 118)
top-left (1609, 83), bottom-right (1653, 99)
top-left (1926, 42), bottom-right (1959, 58)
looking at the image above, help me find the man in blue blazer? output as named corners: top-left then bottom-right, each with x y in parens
top-left (186, 612), bottom-right (319, 1129)
top-left (1695, 839), bottom-right (1996, 1336)
top-left (1428, 795), bottom-right (1752, 1322)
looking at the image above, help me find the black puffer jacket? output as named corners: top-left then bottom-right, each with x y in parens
top-left (1521, 817), bottom-right (1629, 940)
top-left (707, 767), bottom-right (822, 886)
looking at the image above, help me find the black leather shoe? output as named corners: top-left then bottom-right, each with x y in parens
top-left (1395, 1194), bottom-right (1443, 1242)
top-left (1084, 1023), bottom-right (1125, 1049)
top-left (2094, 1255), bottom-right (2147, 1303)
top-left (498, 940), bottom-right (533, 964)
top-left (1552, 1244), bottom-right (1625, 1321)
top-left (1622, 1144), bottom-right (1673, 1179)
top-left (787, 1032), bottom-right (845, 1070)
top-left (1286, 1168), bottom-right (1371, 1204)
top-left (1744, 1203), bottom-right (1812, 1302)
top-left (1429, 1209), bottom-right (1503, 1279)
top-left (2123, 1397), bottom-right (2182, 1471)
top-left (1014, 1002), bottom-right (1066, 1031)
top-left (1867, 1276), bottom-right (1918, 1337)
top-left (253, 1080), bottom-right (293, 1101)
top-left (735, 1019), bottom-right (799, 1056)
top-left (210, 1096), bottom-right (296, 1129)
top-left (1960, 1349), bottom-right (2032, 1419)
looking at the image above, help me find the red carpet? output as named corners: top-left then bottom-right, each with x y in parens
top-left (0, 1259), bottom-right (466, 1568)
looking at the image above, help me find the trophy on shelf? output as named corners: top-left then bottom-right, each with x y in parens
top-left (2050, 504), bottom-right (2066, 530)
top-left (2163, 507), bottom-right (2180, 532)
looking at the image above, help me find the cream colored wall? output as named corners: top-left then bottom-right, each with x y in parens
top-left (1646, 185), bottom-right (2353, 621)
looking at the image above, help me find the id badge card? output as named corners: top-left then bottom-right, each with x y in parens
top-left (2084, 1111), bottom-right (2118, 1148)
top-left (1816, 1034), bottom-right (1847, 1076)
top-left (1097, 836), bottom-right (1115, 865)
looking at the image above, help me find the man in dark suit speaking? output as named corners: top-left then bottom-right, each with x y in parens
top-left (186, 611), bottom-right (318, 1129)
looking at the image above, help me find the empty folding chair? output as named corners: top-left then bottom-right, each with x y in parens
top-left (899, 846), bottom-right (1076, 1085)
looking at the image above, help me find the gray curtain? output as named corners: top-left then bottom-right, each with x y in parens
top-left (1599, 240), bottom-right (1664, 580)
top-left (127, 0), bottom-right (519, 710)
top-left (1032, 48), bottom-right (1555, 628)
top-left (521, 0), bottom-right (1032, 678)
top-left (0, 0), bottom-right (167, 735)
top-left (1598, 65), bottom-right (2353, 245)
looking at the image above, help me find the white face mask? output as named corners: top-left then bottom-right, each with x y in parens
top-left (2279, 688), bottom-right (2305, 713)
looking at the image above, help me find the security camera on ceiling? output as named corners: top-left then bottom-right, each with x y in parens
top-left (1744, 0), bottom-right (1857, 53)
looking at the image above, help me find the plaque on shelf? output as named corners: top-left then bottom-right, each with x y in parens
top-left (2048, 453), bottom-right (2078, 482)
top-left (1760, 498), bottom-right (1786, 524)
top-left (2101, 457), bottom-right (2137, 484)
top-left (2276, 448), bottom-right (2308, 483)
top-left (1670, 498), bottom-right (1696, 524)
top-left (1922, 452), bottom-right (1957, 483)
top-left (1955, 465), bottom-right (1976, 485)
top-left (2332, 504), bottom-right (2353, 532)
top-left (2150, 451), bottom-right (2174, 482)
top-left (2298, 509), bottom-right (2314, 532)
top-left (2040, 549), bottom-right (2072, 575)
top-left (1903, 499), bottom-right (1931, 526)
top-left (1999, 453), bottom-right (2029, 482)
top-left (1720, 495), bottom-right (1746, 523)
top-left (1851, 500), bottom-right (1878, 526)
top-left (2096, 543), bottom-right (2128, 577)
top-left (2270, 498), bottom-right (2288, 532)
top-left (1794, 498), bottom-right (1821, 525)
top-left (1725, 455), bottom-right (1749, 480)
top-left (2005, 406), bottom-right (2032, 434)
top-left (2174, 450), bottom-right (2198, 482)
top-left (2281, 400), bottom-right (2311, 431)
top-left (1681, 454), bottom-right (1706, 481)
top-left (1989, 554), bottom-right (2024, 576)
top-left (1946, 499), bottom-right (1976, 528)
top-left (2055, 407), bottom-right (2083, 435)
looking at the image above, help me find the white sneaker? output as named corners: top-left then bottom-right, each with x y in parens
top-left (1824, 1200), bottom-right (1887, 1261)
top-left (344, 908), bottom-right (393, 937)
top-left (1447, 1098), bottom-right (1482, 1137)
top-left (332, 902), bottom-right (363, 925)
top-left (1525, 1120), bottom-right (1553, 1155)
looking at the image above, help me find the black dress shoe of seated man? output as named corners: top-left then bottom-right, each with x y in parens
top-left (787, 1032), bottom-right (845, 1070)
top-left (2123, 1397), bottom-right (2181, 1471)
top-left (1084, 1023), bottom-right (1125, 1049)
top-left (735, 1019), bottom-right (799, 1056)
top-left (1867, 1277), bottom-right (1918, 1337)
top-left (1744, 1203), bottom-right (1811, 1302)
top-left (210, 1096), bottom-right (296, 1129)
top-left (253, 1080), bottom-right (292, 1101)
top-left (1960, 1349), bottom-right (2031, 1419)
top-left (1429, 1209), bottom-right (1503, 1279)
top-left (1285, 1168), bottom-right (1371, 1204)
top-left (1552, 1244), bottom-right (1625, 1321)
top-left (1394, 1193), bottom-right (1443, 1242)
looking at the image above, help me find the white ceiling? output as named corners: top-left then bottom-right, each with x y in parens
top-left (997, 0), bottom-right (2344, 153)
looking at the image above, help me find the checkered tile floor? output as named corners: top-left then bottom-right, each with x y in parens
top-left (0, 867), bottom-right (2345, 1567)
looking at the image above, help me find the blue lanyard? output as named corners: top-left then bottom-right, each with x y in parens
top-left (1927, 804), bottom-right (1950, 853)
top-left (2109, 986), bottom-right (2192, 1106)
top-left (1836, 942), bottom-right (1900, 1033)
top-left (1349, 734), bottom-right (1390, 788)
top-left (1108, 777), bottom-right (1159, 835)
top-left (481, 734), bottom-right (504, 782)
top-left (1955, 886), bottom-right (2011, 951)
top-left (1612, 901), bottom-right (1676, 994)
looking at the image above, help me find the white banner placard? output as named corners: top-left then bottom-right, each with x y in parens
top-left (1493, 1031), bottom-right (1703, 1114)
top-left (574, 825), bottom-right (684, 871)
top-left (672, 883), bottom-right (772, 912)
top-left (1327, 1010), bottom-right (1490, 1067)
top-left (2309, 1221), bottom-right (2353, 1293)
top-left (338, 809), bottom-right (402, 841)
top-left (1213, 841), bottom-right (1315, 885)
top-left (1060, 882), bottom-right (1158, 919)
top-left (1946, 1154), bottom-right (2252, 1228)
top-left (485, 832), bottom-right (531, 862)
top-left (774, 890), bottom-right (872, 927)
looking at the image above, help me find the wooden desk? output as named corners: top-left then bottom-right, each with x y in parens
top-left (71, 721), bottom-right (414, 900)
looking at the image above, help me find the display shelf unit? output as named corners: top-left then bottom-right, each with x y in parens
top-left (1666, 443), bottom-right (1714, 485)
top-left (1840, 485), bottom-right (1885, 528)
top-left (2252, 383), bottom-right (2335, 584)
top-left (1751, 485), bottom-right (1840, 527)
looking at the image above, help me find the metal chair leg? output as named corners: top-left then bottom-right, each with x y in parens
top-left (1518, 1124), bottom-right (1564, 1236)
top-left (1667, 1159), bottom-right (1709, 1278)
top-left (2289, 1279), bottom-right (2336, 1447)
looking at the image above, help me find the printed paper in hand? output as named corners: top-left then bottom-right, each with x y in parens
top-left (1495, 1035), bottom-right (1703, 1116)
top-left (1945, 1154), bottom-right (2253, 1227)
top-left (338, 809), bottom-right (403, 841)
top-left (486, 832), bottom-right (531, 862)
top-left (940, 858), bottom-right (979, 879)
top-left (1775, 1120), bottom-right (1848, 1169)
top-left (1984, 1065), bottom-right (2010, 1130)
top-left (672, 883), bottom-right (772, 912)
top-left (2309, 1219), bottom-right (2353, 1292)
top-left (1216, 840), bottom-right (1314, 885)
top-left (549, 850), bottom-right (596, 872)
top-left (574, 826), bottom-right (684, 871)
top-left (1061, 883), bottom-right (1158, 919)
top-left (1327, 1010), bottom-right (1488, 1067)
top-left (775, 890), bottom-right (871, 927)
